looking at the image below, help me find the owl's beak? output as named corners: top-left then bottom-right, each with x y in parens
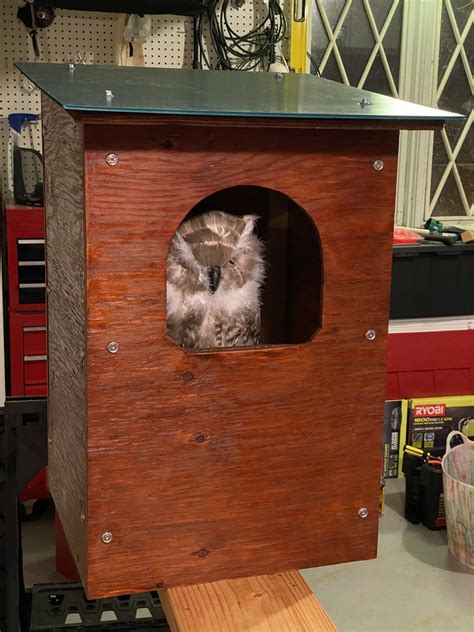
top-left (208, 266), bottom-right (221, 294)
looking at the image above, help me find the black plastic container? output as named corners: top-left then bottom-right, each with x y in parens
top-left (402, 447), bottom-right (446, 531)
top-left (391, 242), bottom-right (474, 319)
top-left (419, 463), bottom-right (445, 529)
top-left (403, 451), bottom-right (423, 525)
top-left (29, 583), bottom-right (169, 631)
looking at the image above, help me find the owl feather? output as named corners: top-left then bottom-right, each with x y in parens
top-left (167, 211), bottom-right (264, 350)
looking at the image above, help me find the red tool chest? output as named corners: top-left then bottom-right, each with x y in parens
top-left (5, 201), bottom-right (79, 579)
top-left (5, 202), bottom-right (48, 500)
top-left (386, 320), bottom-right (474, 399)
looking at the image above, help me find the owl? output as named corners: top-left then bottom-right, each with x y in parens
top-left (167, 210), bottom-right (265, 350)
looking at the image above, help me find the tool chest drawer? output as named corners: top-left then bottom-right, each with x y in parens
top-left (9, 311), bottom-right (47, 396)
top-left (23, 354), bottom-right (47, 385)
top-left (23, 325), bottom-right (47, 356)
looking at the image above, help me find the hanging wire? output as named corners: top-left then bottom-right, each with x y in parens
top-left (200, 0), bottom-right (287, 71)
top-left (307, 51), bottom-right (321, 77)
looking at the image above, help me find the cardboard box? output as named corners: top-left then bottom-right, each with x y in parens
top-left (407, 396), bottom-right (474, 451)
top-left (461, 230), bottom-right (474, 243)
top-left (383, 400), bottom-right (408, 478)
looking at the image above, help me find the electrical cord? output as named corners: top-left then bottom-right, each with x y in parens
top-left (200, 0), bottom-right (286, 71)
top-left (307, 51), bottom-right (321, 76)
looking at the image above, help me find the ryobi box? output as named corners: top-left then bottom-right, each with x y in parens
top-left (408, 396), bottom-right (474, 451)
top-left (383, 400), bottom-right (408, 478)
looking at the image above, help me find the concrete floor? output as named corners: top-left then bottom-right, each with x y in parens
top-left (22, 480), bottom-right (474, 631)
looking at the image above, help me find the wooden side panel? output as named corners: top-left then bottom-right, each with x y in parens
top-left (285, 203), bottom-right (322, 344)
top-left (83, 123), bottom-right (398, 597)
top-left (260, 192), bottom-right (290, 345)
top-left (42, 95), bottom-right (87, 579)
top-left (160, 571), bottom-right (337, 632)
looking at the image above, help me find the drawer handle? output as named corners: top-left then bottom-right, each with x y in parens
top-left (18, 239), bottom-right (45, 245)
top-left (19, 283), bottom-right (46, 288)
top-left (24, 355), bottom-right (47, 362)
top-left (18, 261), bottom-right (45, 267)
top-left (24, 326), bottom-right (46, 332)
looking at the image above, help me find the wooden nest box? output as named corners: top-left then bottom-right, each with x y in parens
top-left (18, 63), bottom-right (458, 599)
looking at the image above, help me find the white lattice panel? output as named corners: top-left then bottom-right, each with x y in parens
top-left (1, 1), bottom-right (289, 195)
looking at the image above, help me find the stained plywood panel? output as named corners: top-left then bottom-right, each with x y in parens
top-left (79, 123), bottom-right (398, 597)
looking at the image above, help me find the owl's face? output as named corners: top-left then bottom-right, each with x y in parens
top-left (168, 211), bottom-right (264, 296)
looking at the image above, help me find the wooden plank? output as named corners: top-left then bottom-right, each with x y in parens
top-left (159, 572), bottom-right (337, 632)
top-left (79, 123), bottom-right (398, 597)
top-left (75, 111), bottom-right (444, 131)
top-left (42, 95), bottom-right (88, 580)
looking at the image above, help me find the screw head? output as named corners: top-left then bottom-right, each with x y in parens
top-left (275, 72), bottom-right (283, 80)
top-left (107, 341), bottom-right (119, 354)
top-left (373, 159), bottom-right (384, 171)
top-left (365, 330), bottom-right (376, 341)
top-left (80, 512), bottom-right (86, 522)
top-left (101, 532), bottom-right (113, 544)
top-left (105, 153), bottom-right (119, 166)
top-left (358, 507), bottom-right (369, 519)
top-left (359, 97), bottom-right (371, 107)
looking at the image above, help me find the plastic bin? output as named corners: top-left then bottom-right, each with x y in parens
top-left (391, 243), bottom-right (474, 319)
top-left (29, 583), bottom-right (169, 630)
top-left (442, 431), bottom-right (474, 569)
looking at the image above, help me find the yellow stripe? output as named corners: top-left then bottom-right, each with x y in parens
top-left (405, 446), bottom-right (424, 456)
top-left (290, 0), bottom-right (309, 73)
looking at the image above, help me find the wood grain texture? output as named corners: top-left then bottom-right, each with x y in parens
top-left (78, 122), bottom-right (399, 597)
top-left (75, 111), bottom-right (444, 131)
top-left (42, 95), bottom-right (87, 579)
top-left (159, 571), bottom-right (337, 632)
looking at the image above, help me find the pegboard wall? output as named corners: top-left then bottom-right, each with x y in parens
top-left (0, 1), bottom-right (290, 196)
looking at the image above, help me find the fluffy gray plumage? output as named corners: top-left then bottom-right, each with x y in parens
top-left (167, 211), bottom-right (264, 350)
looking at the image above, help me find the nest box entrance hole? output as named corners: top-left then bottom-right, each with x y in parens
top-left (167, 185), bottom-right (323, 349)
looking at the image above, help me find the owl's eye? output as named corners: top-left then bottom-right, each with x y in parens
top-left (229, 258), bottom-right (237, 266)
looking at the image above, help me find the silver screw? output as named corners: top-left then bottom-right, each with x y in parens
top-left (105, 89), bottom-right (114, 99)
top-left (373, 159), bottom-right (384, 171)
top-left (365, 330), bottom-right (376, 341)
top-left (105, 153), bottom-right (119, 166)
top-left (359, 97), bottom-right (371, 107)
top-left (275, 72), bottom-right (283, 80)
top-left (107, 341), bottom-right (119, 354)
top-left (68, 63), bottom-right (75, 72)
top-left (358, 507), bottom-right (369, 519)
top-left (80, 512), bottom-right (86, 522)
top-left (101, 532), bottom-right (113, 544)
